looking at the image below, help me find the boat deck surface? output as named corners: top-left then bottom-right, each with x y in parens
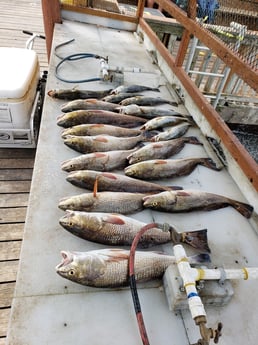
top-left (6, 19), bottom-right (258, 345)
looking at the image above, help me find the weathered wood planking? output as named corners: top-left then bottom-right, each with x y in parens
top-left (0, 150), bottom-right (35, 341)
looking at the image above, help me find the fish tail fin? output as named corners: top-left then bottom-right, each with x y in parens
top-left (181, 229), bottom-right (211, 253)
top-left (185, 136), bottom-right (203, 146)
top-left (230, 199), bottom-right (254, 218)
top-left (200, 158), bottom-right (221, 171)
top-left (169, 101), bottom-right (178, 107)
top-left (142, 130), bottom-right (160, 141)
top-left (167, 185), bottom-right (183, 191)
top-left (168, 226), bottom-right (211, 253)
top-left (189, 253), bottom-right (211, 264)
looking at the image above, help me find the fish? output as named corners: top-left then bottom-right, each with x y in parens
top-left (61, 124), bottom-right (142, 138)
top-left (47, 88), bottom-right (112, 100)
top-left (119, 96), bottom-right (178, 107)
top-left (59, 211), bottom-right (210, 252)
top-left (58, 191), bottom-right (147, 213)
top-left (141, 116), bottom-right (189, 131)
top-left (66, 170), bottom-right (182, 193)
top-left (57, 109), bottom-right (147, 128)
top-left (61, 148), bottom-right (136, 172)
top-left (63, 134), bottom-right (145, 154)
top-left (111, 84), bottom-right (160, 94)
top-left (142, 189), bottom-right (254, 218)
top-left (102, 93), bottom-right (143, 103)
top-left (124, 158), bottom-right (221, 180)
top-left (56, 248), bottom-right (210, 287)
top-left (127, 136), bottom-right (202, 164)
top-left (119, 104), bottom-right (187, 119)
top-left (151, 122), bottom-right (191, 141)
top-left (61, 99), bottom-right (120, 113)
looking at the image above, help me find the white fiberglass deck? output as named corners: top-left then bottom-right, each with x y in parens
top-left (7, 20), bottom-right (258, 345)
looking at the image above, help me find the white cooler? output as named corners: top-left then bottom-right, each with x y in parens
top-left (0, 47), bottom-right (40, 147)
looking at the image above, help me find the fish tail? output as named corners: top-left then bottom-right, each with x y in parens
top-left (142, 130), bottom-right (160, 141)
top-left (200, 158), bottom-right (221, 171)
top-left (167, 185), bottom-right (183, 191)
top-left (185, 136), bottom-right (203, 145)
top-left (230, 199), bottom-right (254, 218)
top-left (181, 229), bottom-right (211, 253)
top-left (169, 101), bottom-right (178, 107)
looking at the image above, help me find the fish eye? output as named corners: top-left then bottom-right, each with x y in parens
top-left (69, 269), bottom-right (75, 276)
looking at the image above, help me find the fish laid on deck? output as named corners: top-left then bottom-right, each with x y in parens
top-left (61, 148), bottom-right (136, 172)
top-left (127, 136), bottom-right (202, 164)
top-left (66, 170), bottom-right (182, 192)
top-left (119, 104), bottom-right (187, 118)
top-left (143, 190), bottom-right (254, 218)
top-left (152, 122), bottom-right (191, 141)
top-left (57, 109), bottom-right (147, 128)
top-left (59, 211), bottom-right (210, 252)
top-left (63, 134), bottom-right (145, 153)
top-left (61, 124), bottom-right (142, 138)
top-left (56, 248), bottom-right (210, 288)
top-left (58, 191), bottom-right (148, 213)
top-left (119, 96), bottom-right (178, 107)
top-left (124, 158), bottom-right (221, 180)
top-left (48, 88), bottom-right (112, 100)
top-left (61, 99), bottom-right (120, 112)
top-left (141, 116), bottom-right (189, 131)
top-left (111, 84), bottom-right (160, 94)
top-left (102, 92), bottom-right (143, 103)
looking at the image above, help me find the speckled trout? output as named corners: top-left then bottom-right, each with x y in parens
top-left (61, 99), bottom-right (119, 112)
top-left (124, 157), bottom-right (221, 180)
top-left (143, 190), bottom-right (254, 218)
top-left (56, 248), bottom-right (210, 287)
top-left (127, 136), bottom-right (202, 164)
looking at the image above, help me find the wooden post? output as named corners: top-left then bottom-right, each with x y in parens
top-left (41, 0), bottom-right (62, 61)
top-left (175, 0), bottom-right (196, 67)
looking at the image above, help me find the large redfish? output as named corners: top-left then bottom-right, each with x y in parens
top-left (56, 248), bottom-right (210, 287)
top-left (61, 149), bottom-right (136, 172)
top-left (61, 99), bottom-right (119, 112)
top-left (143, 190), bottom-right (254, 218)
top-left (66, 170), bottom-right (182, 193)
top-left (59, 211), bottom-right (210, 251)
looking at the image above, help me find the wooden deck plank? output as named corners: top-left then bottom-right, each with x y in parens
top-left (0, 283), bottom-right (16, 308)
top-left (0, 309), bottom-right (10, 338)
top-left (0, 169), bottom-right (33, 181)
top-left (0, 208), bottom-right (27, 224)
top-left (0, 158), bottom-right (35, 169)
top-left (0, 261), bottom-right (19, 283)
top-left (0, 224), bottom-right (24, 241)
top-left (0, 148), bottom-right (36, 159)
top-left (0, 194), bottom-right (29, 208)
top-left (0, 181), bottom-right (32, 193)
top-left (0, 241), bottom-right (22, 261)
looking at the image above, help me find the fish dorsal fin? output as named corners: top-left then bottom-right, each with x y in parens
top-left (104, 248), bottom-right (129, 262)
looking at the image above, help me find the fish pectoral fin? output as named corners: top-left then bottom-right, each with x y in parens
top-left (102, 214), bottom-right (125, 225)
top-left (94, 136), bottom-right (109, 143)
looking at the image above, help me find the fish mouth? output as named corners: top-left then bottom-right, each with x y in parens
top-left (55, 251), bottom-right (73, 271)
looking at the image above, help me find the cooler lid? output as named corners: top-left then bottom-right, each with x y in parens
top-left (0, 47), bottom-right (38, 99)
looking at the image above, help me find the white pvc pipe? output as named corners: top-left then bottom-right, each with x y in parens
top-left (174, 244), bottom-right (207, 320)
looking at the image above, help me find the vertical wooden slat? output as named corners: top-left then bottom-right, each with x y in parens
top-left (41, 0), bottom-right (62, 61)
